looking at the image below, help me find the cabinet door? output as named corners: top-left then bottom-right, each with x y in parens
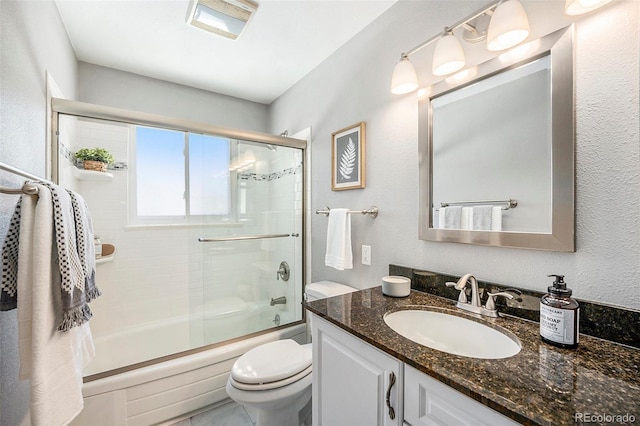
top-left (312, 314), bottom-right (403, 426)
top-left (404, 365), bottom-right (518, 426)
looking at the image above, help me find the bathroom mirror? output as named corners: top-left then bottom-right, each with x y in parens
top-left (419, 26), bottom-right (574, 251)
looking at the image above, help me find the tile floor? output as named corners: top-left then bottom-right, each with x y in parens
top-left (170, 400), bottom-right (256, 426)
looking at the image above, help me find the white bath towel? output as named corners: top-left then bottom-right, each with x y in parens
top-left (461, 207), bottom-right (473, 230)
top-left (16, 184), bottom-right (94, 426)
top-left (325, 209), bottom-right (353, 270)
top-left (441, 206), bottom-right (462, 229)
top-left (471, 205), bottom-right (493, 230)
top-left (491, 206), bottom-right (503, 231)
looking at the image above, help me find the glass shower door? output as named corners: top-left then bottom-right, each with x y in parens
top-left (190, 138), bottom-right (304, 347)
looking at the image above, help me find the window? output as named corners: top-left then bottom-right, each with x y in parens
top-left (131, 126), bottom-right (231, 224)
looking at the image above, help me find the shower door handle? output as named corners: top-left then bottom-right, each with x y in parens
top-left (198, 233), bottom-right (299, 242)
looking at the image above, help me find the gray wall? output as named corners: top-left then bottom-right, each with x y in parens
top-left (1, 0), bottom-right (79, 424)
top-left (269, 0), bottom-right (640, 310)
top-left (78, 62), bottom-right (269, 133)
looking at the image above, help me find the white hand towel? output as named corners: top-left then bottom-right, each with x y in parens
top-left (491, 206), bottom-right (503, 231)
top-left (442, 206), bottom-right (462, 229)
top-left (461, 207), bottom-right (473, 230)
top-left (471, 205), bottom-right (493, 230)
top-left (325, 209), bottom-right (353, 270)
top-left (16, 184), bottom-right (92, 426)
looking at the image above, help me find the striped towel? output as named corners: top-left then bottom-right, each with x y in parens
top-left (0, 182), bottom-right (100, 331)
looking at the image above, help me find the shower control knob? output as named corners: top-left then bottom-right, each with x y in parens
top-left (276, 261), bottom-right (290, 281)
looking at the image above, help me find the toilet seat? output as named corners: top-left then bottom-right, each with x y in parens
top-left (229, 365), bottom-right (312, 391)
top-left (231, 340), bottom-right (311, 390)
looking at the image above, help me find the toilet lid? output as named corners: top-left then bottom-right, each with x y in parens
top-left (231, 340), bottom-right (312, 385)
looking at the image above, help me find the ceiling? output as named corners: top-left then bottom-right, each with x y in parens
top-left (54, 0), bottom-right (398, 104)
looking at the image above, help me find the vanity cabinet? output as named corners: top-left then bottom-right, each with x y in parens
top-left (311, 314), bottom-right (403, 426)
top-left (404, 365), bottom-right (518, 426)
top-left (311, 313), bottom-right (517, 426)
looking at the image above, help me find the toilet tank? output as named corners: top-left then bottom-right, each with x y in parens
top-left (305, 280), bottom-right (357, 302)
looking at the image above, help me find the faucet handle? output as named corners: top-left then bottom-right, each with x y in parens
top-left (446, 281), bottom-right (468, 303)
top-left (485, 291), bottom-right (515, 311)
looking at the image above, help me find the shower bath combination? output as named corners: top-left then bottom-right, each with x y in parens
top-left (49, 98), bottom-right (307, 425)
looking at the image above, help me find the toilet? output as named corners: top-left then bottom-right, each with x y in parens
top-left (225, 281), bottom-right (357, 426)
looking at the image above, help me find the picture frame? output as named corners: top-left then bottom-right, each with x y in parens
top-left (331, 122), bottom-right (366, 191)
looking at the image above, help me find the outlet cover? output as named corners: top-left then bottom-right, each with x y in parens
top-left (362, 245), bottom-right (371, 266)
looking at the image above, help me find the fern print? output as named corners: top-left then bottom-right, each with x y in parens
top-left (339, 138), bottom-right (356, 180)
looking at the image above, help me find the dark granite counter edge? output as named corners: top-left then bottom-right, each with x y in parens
top-left (389, 264), bottom-right (640, 349)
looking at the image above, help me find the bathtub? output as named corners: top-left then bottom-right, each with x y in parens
top-left (83, 298), bottom-right (281, 377)
top-left (70, 314), bottom-right (305, 425)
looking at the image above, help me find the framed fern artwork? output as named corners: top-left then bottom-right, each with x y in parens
top-left (331, 122), bottom-right (366, 191)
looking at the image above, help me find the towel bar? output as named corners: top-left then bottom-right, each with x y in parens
top-left (315, 206), bottom-right (379, 218)
top-left (0, 161), bottom-right (44, 195)
top-left (439, 199), bottom-right (517, 210)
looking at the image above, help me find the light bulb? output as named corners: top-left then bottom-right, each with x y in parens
top-left (391, 56), bottom-right (418, 95)
top-left (487, 0), bottom-right (530, 51)
top-left (432, 31), bottom-right (466, 76)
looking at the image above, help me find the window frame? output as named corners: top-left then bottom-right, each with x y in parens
top-left (128, 125), bottom-right (238, 227)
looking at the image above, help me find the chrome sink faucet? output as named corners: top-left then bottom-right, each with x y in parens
top-left (446, 274), bottom-right (514, 318)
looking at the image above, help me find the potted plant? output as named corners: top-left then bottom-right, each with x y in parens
top-left (74, 148), bottom-right (115, 172)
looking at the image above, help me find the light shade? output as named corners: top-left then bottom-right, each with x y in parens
top-left (486, 0), bottom-right (530, 51)
top-left (432, 32), bottom-right (466, 76)
top-left (391, 56), bottom-right (419, 94)
top-left (564, 0), bottom-right (613, 15)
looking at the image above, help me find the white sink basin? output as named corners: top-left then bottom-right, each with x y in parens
top-left (383, 309), bottom-right (521, 359)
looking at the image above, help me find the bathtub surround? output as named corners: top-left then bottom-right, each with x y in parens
top-left (69, 325), bottom-right (306, 426)
top-left (389, 264), bottom-right (640, 349)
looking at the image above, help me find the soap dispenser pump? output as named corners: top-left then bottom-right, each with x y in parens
top-left (540, 275), bottom-right (579, 348)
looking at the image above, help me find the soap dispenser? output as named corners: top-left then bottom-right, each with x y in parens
top-left (540, 275), bottom-right (579, 348)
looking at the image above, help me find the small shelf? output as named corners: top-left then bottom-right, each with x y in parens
top-left (96, 254), bottom-right (114, 264)
top-left (73, 167), bottom-right (113, 181)
top-left (96, 244), bottom-right (115, 265)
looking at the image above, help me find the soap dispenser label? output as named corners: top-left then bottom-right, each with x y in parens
top-left (540, 304), bottom-right (577, 345)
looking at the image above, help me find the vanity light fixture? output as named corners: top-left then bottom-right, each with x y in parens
top-left (564, 0), bottom-right (613, 15)
top-left (187, 0), bottom-right (258, 40)
top-left (390, 0), bottom-right (530, 94)
top-left (486, 0), bottom-right (530, 51)
top-left (391, 54), bottom-right (419, 94)
top-left (432, 28), bottom-right (466, 76)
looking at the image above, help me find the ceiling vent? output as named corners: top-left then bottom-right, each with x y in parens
top-left (187, 0), bottom-right (258, 40)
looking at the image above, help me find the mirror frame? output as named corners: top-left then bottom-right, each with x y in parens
top-left (419, 26), bottom-right (575, 251)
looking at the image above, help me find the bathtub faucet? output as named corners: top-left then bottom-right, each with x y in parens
top-left (270, 296), bottom-right (287, 306)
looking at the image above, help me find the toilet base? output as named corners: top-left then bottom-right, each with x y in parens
top-left (226, 373), bottom-right (312, 426)
top-left (253, 390), bottom-right (311, 426)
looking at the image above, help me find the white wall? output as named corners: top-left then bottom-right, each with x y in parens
top-left (78, 62), bottom-right (270, 133)
top-left (0, 1), bottom-right (79, 424)
top-left (269, 0), bottom-right (640, 310)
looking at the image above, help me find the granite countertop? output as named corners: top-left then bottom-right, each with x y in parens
top-left (305, 287), bottom-right (640, 426)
